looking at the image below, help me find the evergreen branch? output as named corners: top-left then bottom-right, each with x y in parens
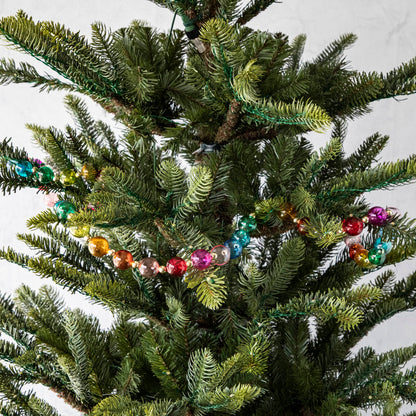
top-left (235, 0), bottom-right (278, 25)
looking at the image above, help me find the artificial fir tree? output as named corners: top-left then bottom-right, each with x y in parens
top-left (0, 1), bottom-right (416, 415)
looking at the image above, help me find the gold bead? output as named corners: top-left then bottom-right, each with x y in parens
top-left (131, 261), bottom-right (140, 268)
top-left (186, 260), bottom-right (193, 268)
top-left (88, 236), bottom-right (109, 257)
top-left (107, 249), bottom-right (116, 256)
top-left (361, 216), bottom-right (369, 224)
top-left (158, 266), bottom-right (166, 273)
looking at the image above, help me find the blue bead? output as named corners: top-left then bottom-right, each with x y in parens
top-left (232, 229), bottom-right (250, 247)
top-left (224, 238), bottom-right (243, 259)
top-left (15, 161), bottom-right (33, 178)
top-left (374, 238), bottom-right (392, 254)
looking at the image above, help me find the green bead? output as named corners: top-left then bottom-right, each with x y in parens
top-left (232, 229), bottom-right (250, 247)
top-left (36, 166), bottom-right (54, 184)
top-left (54, 201), bottom-right (76, 221)
top-left (60, 169), bottom-right (77, 186)
top-left (238, 215), bottom-right (257, 233)
top-left (368, 247), bottom-right (386, 265)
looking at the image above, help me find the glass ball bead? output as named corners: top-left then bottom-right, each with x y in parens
top-left (166, 257), bottom-right (187, 277)
top-left (238, 216), bottom-right (257, 233)
top-left (349, 243), bottom-right (364, 259)
top-left (374, 238), bottom-right (392, 254)
top-left (54, 201), bottom-right (76, 221)
top-left (367, 206), bottom-right (388, 226)
top-left (36, 166), bottom-right (54, 184)
top-left (278, 202), bottom-right (297, 221)
top-left (15, 161), bottom-right (33, 178)
top-left (297, 218), bottom-right (310, 235)
top-left (60, 169), bottom-right (77, 186)
top-left (113, 250), bottom-right (134, 270)
top-left (354, 248), bottom-right (373, 268)
top-left (224, 238), bottom-right (243, 259)
top-left (44, 193), bottom-right (59, 207)
top-left (386, 207), bottom-right (400, 221)
top-left (232, 229), bottom-right (250, 247)
top-left (81, 164), bottom-right (97, 180)
top-left (210, 245), bottom-right (231, 266)
top-left (191, 249), bottom-right (212, 270)
top-left (344, 234), bottom-right (362, 247)
top-left (69, 225), bottom-right (90, 238)
top-left (88, 236), bottom-right (109, 257)
top-left (138, 257), bottom-right (160, 278)
top-left (342, 217), bottom-right (364, 236)
top-left (368, 247), bottom-right (386, 266)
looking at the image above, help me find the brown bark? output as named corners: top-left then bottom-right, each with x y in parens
top-left (215, 99), bottom-right (242, 143)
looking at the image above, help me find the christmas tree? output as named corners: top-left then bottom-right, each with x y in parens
top-left (0, 0), bottom-right (416, 415)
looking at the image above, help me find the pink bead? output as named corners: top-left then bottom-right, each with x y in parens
top-left (191, 249), bottom-right (212, 270)
top-left (44, 193), bottom-right (59, 207)
top-left (138, 257), bottom-right (160, 278)
top-left (344, 235), bottom-right (362, 247)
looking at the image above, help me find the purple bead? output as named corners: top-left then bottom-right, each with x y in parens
top-left (191, 249), bottom-right (212, 270)
top-left (367, 206), bottom-right (388, 226)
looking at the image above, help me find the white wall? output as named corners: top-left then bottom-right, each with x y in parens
top-left (0, 1), bottom-right (415, 414)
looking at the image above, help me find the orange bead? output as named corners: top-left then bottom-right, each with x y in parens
top-left (81, 164), bottom-right (97, 180)
top-left (349, 244), bottom-right (364, 259)
top-left (354, 248), bottom-right (373, 268)
top-left (278, 202), bottom-right (297, 221)
top-left (113, 250), bottom-right (134, 270)
top-left (88, 236), bottom-right (109, 257)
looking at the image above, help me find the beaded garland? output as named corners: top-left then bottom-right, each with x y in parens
top-left (6, 156), bottom-right (398, 273)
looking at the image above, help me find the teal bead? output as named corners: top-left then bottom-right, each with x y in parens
top-left (232, 229), bottom-right (250, 247)
top-left (368, 247), bottom-right (386, 265)
top-left (238, 215), bottom-right (257, 233)
top-left (224, 238), bottom-right (243, 259)
top-left (37, 166), bottom-right (54, 184)
top-left (54, 201), bottom-right (76, 221)
top-left (15, 161), bottom-right (33, 178)
top-left (374, 238), bottom-right (392, 254)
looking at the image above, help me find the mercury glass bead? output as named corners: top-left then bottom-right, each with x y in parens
top-left (88, 236), bottom-right (110, 257)
top-left (15, 161), bottom-right (33, 178)
top-left (210, 245), bottom-right (231, 266)
top-left (367, 206), bottom-right (388, 226)
top-left (232, 229), bottom-right (250, 247)
top-left (36, 166), bottom-right (55, 184)
top-left (238, 215), bottom-right (257, 233)
top-left (166, 257), bottom-right (188, 277)
top-left (342, 217), bottom-right (364, 236)
top-left (191, 249), bottom-right (212, 270)
top-left (138, 257), bottom-right (160, 278)
top-left (113, 250), bottom-right (134, 270)
top-left (69, 225), bottom-right (90, 238)
top-left (224, 238), bottom-right (243, 259)
top-left (386, 207), bottom-right (400, 221)
top-left (368, 247), bottom-right (386, 266)
top-left (60, 169), bottom-right (77, 186)
top-left (54, 201), bottom-right (76, 221)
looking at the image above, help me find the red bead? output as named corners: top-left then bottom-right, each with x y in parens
top-left (342, 217), bottom-right (364, 236)
top-left (166, 257), bottom-right (187, 277)
top-left (113, 250), bottom-right (133, 270)
top-left (297, 217), bottom-right (310, 235)
top-left (349, 244), bottom-right (364, 259)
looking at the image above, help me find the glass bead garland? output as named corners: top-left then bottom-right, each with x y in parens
top-left (9, 155), bottom-right (398, 272)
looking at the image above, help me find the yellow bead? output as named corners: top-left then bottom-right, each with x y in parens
top-left (354, 248), bottom-right (373, 268)
top-left (60, 169), bottom-right (77, 186)
top-left (81, 164), bottom-right (97, 180)
top-left (69, 225), bottom-right (90, 238)
top-left (88, 236), bottom-right (109, 257)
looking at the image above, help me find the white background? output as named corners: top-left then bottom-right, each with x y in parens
top-left (0, 1), bottom-right (415, 414)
